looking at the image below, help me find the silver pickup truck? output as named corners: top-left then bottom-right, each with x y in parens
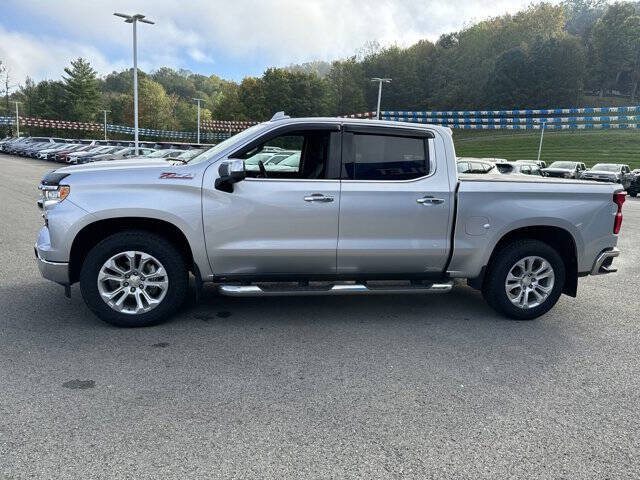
top-left (35, 115), bottom-right (625, 327)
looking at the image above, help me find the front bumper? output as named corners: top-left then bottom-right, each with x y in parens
top-left (590, 248), bottom-right (620, 275)
top-left (35, 246), bottom-right (70, 284)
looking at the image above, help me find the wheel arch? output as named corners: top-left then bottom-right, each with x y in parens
top-left (69, 217), bottom-right (195, 285)
top-left (472, 225), bottom-right (578, 297)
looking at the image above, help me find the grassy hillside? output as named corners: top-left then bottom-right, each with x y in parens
top-left (453, 129), bottom-right (640, 169)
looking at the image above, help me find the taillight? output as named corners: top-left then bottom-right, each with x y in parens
top-left (613, 192), bottom-right (625, 234)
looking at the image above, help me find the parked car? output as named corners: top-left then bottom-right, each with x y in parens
top-left (268, 152), bottom-right (303, 172)
top-left (173, 149), bottom-right (204, 162)
top-left (495, 161), bottom-right (545, 176)
top-left (21, 142), bottom-right (55, 157)
top-left (581, 163), bottom-right (632, 189)
top-left (456, 159), bottom-right (498, 174)
top-left (54, 145), bottom-right (94, 163)
top-left (66, 146), bottom-right (116, 164)
top-left (244, 150), bottom-right (298, 171)
top-left (134, 148), bottom-right (186, 160)
top-left (97, 147), bottom-right (156, 161)
top-left (35, 115), bottom-right (624, 327)
top-left (74, 147), bottom-right (125, 164)
top-left (36, 143), bottom-right (75, 160)
top-left (627, 170), bottom-right (639, 197)
top-left (1, 137), bottom-right (28, 152)
top-left (516, 159), bottom-right (547, 168)
top-left (542, 161), bottom-right (586, 179)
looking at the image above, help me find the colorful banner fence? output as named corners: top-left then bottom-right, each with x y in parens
top-left (380, 106), bottom-right (640, 117)
top-left (0, 116), bottom-right (238, 140)
top-left (342, 106), bottom-right (640, 130)
top-left (3, 105), bottom-right (640, 139)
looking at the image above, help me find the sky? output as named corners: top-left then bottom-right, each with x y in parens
top-left (0, 0), bottom-right (562, 86)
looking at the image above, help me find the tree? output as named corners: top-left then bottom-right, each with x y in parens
top-left (326, 58), bottom-right (367, 115)
top-left (623, 14), bottom-right (640, 100)
top-left (530, 36), bottom-right (586, 107)
top-left (562, 0), bottom-right (607, 37)
top-left (62, 58), bottom-right (101, 121)
top-left (485, 47), bottom-right (533, 109)
top-left (152, 67), bottom-right (197, 98)
top-left (131, 77), bottom-right (177, 131)
top-left (591, 2), bottom-right (638, 96)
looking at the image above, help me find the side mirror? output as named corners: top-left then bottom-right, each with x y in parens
top-left (215, 159), bottom-right (246, 193)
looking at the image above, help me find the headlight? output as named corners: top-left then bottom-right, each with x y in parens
top-left (39, 185), bottom-right (70, 208)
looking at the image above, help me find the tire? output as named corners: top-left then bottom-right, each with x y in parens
top-left (79, 231), bottom-right (189, 327)
top-left (482, 239), bottom-right (565, 320)
top-left (629, 190), bottom-right (637, 197)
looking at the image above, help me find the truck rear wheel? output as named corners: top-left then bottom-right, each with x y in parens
top-left (482, 240), bottom-right (565, 320)
top-left (79, 231), bottom-right (188, 327)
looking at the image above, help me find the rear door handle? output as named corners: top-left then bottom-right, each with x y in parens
top-left (304, 193), bottom-right (334, 202)
top-left (417, 195), bottom-right (444, 205)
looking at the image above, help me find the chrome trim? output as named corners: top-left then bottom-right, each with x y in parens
top-left (218, 282), bottom-right (453, 297)
top-left (590, 248), bottom-right (620, 275)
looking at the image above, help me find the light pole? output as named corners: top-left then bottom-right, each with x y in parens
top-left (537, 120), bottom-right (546, 163)
top-left (192, 98), bottom-right (205, 144)
top-left (114, 12), bottom-right (154, 155)
top-left (370, 77), bottom-right (391, 120)
top-left (11, 101), bottom-right (22, 137)
top-left (101, 109), bottom-right (111, 141)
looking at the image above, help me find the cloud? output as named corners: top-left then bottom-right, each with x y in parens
top-left (1, 0), bottom-right (562, 85)
top-left (0, 26), bottom-right (128, 86)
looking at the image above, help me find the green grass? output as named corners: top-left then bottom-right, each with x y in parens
top-left (453, 129), bottom-right (640, 169)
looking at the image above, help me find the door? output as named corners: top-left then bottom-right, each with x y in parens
top-left (337, 127), bottom-right (453, 275)
top-left (202, 125), bottom-right (342, 277)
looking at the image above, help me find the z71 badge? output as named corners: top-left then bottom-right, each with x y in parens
top-left (159, 172), bottom-right (194, 180)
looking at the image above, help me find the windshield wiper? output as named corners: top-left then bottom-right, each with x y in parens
top-left (165, 157), bottom-right (188, 164)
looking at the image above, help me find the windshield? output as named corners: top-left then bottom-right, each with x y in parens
top-left (187, 123), bottom-right (267, 164)
top-left (548, 161), bottom-right (577, 169)
top-left (496, 164), bottom-right (514, 174)
top-left (591, 164), bottom-right (619, 172)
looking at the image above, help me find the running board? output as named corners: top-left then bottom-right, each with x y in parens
top-left (218, 282), bottom-right (454, 297)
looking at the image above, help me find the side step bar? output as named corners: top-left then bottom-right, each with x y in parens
top-left (218, 281), bottom-right (454, 297)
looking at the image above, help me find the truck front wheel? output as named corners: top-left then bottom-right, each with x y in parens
top-left (482, 240), bottom-right (565, 320)
top-left (79, 231), bottom-right (189, 327)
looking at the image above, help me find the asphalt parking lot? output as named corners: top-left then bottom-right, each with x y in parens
top-left (1, 153), bottom-right (639, 479)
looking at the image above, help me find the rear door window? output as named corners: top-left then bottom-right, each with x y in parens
top-left (343, 134), bottom-right (429, 181)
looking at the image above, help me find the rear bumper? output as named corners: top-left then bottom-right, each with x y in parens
top-left (590, 247), bottom-right (620, 275)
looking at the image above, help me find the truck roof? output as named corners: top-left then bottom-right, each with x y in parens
top-left (267, 116), bottom-right (453, 135)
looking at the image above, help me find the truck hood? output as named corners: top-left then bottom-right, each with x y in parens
top-left (56, 158), bottom-right (174, 174)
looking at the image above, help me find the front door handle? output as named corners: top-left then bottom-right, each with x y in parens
top-left (417, 195), bottom-right (444, 205)
top-left (304, 193), bottom-right (334, 202)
